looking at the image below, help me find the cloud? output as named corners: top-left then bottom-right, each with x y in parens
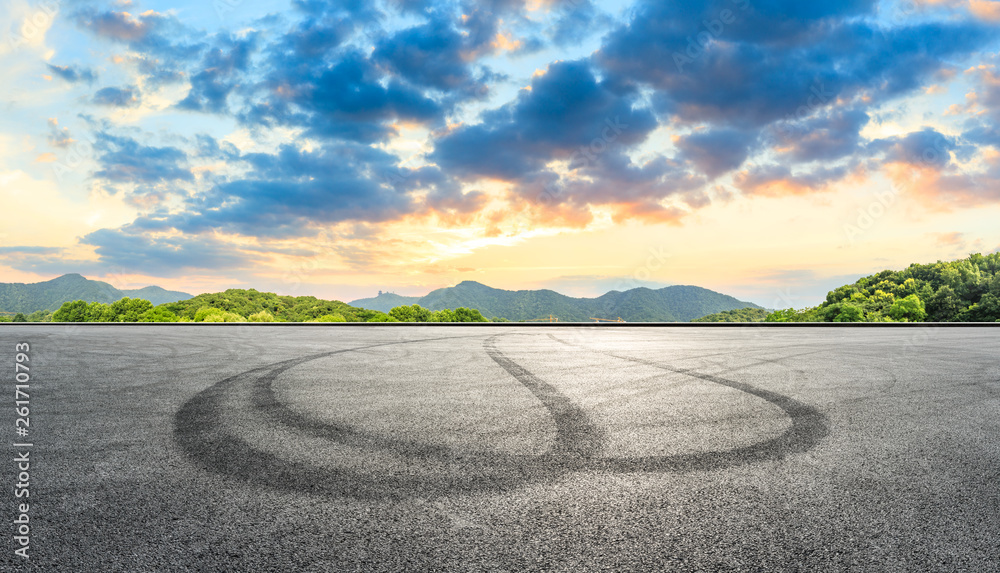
top-left (374, 17), bottom-right (488, 94)
top-left (596, 1), bottom-right (996, 128)
top-left (869, 128), bottom-right (957, 168)
top-left (432, 60), bottom-right (657, 180)
top-left (109, 140), bottom-right (480, 240)
top-left (734, 163), bottom-right (852, 197)
top-left (80, 228), bottom-right (255, 274)
top-left (176, 34), bottom-right (257, 113)
top-left (770, 108), bottom-right (870, 163)
top-left (92, 86), bottom-right (140, 107)
top-left (877, 130), bottom-right (1000, 208)
top-left (74, 8), bottom-right (203, 61)
top-left (676, 128), bottom-right (758, 178)
top-left (0, 246), bottom-right (63, 255)
top-left (92, 133), bottom-right (193, 184)
top-left (243, 50), bottom-right (444, 143)
top-left (46, 64), bottom-right (97, 84)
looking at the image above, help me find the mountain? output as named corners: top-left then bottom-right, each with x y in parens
top-left (352, 281), bottom-right (761, 322)
top-left (0, 274), bottom-right (192, 313)
top-left (119, 286), bottom-right (195, 306)
top-left (347, 292), bottom-right (422, 313)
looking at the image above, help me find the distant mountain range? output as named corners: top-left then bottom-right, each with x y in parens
top-left (0, 274), bottom-right (192, 313)
top-left (350, 281), bottom-right (761, 322)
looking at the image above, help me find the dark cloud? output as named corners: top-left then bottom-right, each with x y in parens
top-left (433, 60), bottom-right (657, 180)
top-left (869, 128), bottom-right (956, 168)
top-left (74, 8), bottom-right (204, 61)
top-left (177, 35), bottom-right (257, 113)
top-left (962, 122), bottom-right (1000, 148)
top-left (80, 229), bottom-right (254, 274)
top-left (770, 107), bottom-right (869, 163)
top-left (117, 141), bottom-right (478, 239)
top-left (548, 0), bottom-right (608, 47)
top-left (92, 86), bottom-right (140, 107)
top-left (244, 50), bottom-right (444, 143)
top-left (676, 128), bottom-right (759, 178)
top-left (735, 163), bottom-right (852, 196)
top-left (92, 133), bottom-right (193, 184)
top-left (374, 17), bottom-right (486, 94)
top-left (596, 0), bottom-right (996, 129)
top-left (46, 63), bottom-right (97, 84)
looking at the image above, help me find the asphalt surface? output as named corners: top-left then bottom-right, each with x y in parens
top-left (1, 325), bottom-right (998, 571)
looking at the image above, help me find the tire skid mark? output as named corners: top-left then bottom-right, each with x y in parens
top-left (176, 331), bottom-right (830, 499)
top-left (176, 334), bottom-right (573, 500)
top-left (544, 334), bottom-right (830, 471)
top-left (483, 336), bottom-right (605, 460)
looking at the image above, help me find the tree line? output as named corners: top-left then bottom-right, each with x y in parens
top-left (764, 253), bottom-right (1000, 322)
top-left (43, 296), bottom-right (490, 323)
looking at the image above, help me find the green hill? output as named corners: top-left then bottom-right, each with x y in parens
top-left (158, 289), bottom-right (389, 322)
top-left (353, 281), bottom-right (761, 322)
top-left (766, 252), bottom-right (1000, 322)
top-left (119, 286), bottom-right (194, 306)
top-left (347, 292), bottom-right (422, 313)
top-left (0, 274), bottom-right (192, 313)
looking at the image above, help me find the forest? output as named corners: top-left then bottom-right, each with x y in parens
top-left (692, 307), bottom-right (771, 322)
top-left (764, 253), bottom-right (1000, 322)
top-left (37, 290), bottom-right (489, 323)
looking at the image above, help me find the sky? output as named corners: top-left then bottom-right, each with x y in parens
top-left (1, 0), bottom-right (1000, 308)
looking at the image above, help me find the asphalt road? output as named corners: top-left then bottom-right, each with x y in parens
top-left (1, 325), bottom-right (998, 571)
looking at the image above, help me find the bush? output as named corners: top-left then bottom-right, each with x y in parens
top-left (248, 310), bottom-right (276, 322)
top-left (310, 314), bottom-right (346, 322)
top-left (139, 308), bottom-right (179, 322)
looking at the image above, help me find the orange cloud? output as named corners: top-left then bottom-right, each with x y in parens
top-left (609, 202), bottom-right (686, 225)
top-left (883, 159), bottom-right (1000, 211)
top-left (969, 0), bottom-right (1000, 20)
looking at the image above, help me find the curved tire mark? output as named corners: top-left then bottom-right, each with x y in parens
top-left (542, 334), bottom-right (830, 472)
top-left (176, 331), bottom-right (829, 499)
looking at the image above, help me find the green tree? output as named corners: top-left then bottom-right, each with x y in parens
top-left (53, 300), bottom-right (90, 322)
top-left (765, 308), bottom-right (797, 322)
top-left (888, 294), bottom-right (927, 322)
top-left (139, 308), bottom-right (179, 322)
top-left (248, 310), bottom-right (276, 322)
top-left (430, 309), bottom-right (457, 322)
top-left (963, 293), bottom-right (1000, 322)
top-left (87, 302), bottom-right (115, 322)
top-left (196, 307), bottom-right (245, 322)
top-left (364, 313), bottom-right (399, 322)
top-left (832, 304), bottom-right (865, 322)
top-left (12, 313), bottom-right (27, 322)
top-left (389, 304), bottom-right (432, 322)
top-left (926, 285), bottom-right (962, 322)
top-left (311, 314), bottom-right (347, 322)
top-left (109, 297), bottom-right (154, 322)
top-left (453, 307), bottom-right (489, 322)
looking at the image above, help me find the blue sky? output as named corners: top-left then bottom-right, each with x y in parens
top-left (2, 0), bottom-right (1000, 306)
